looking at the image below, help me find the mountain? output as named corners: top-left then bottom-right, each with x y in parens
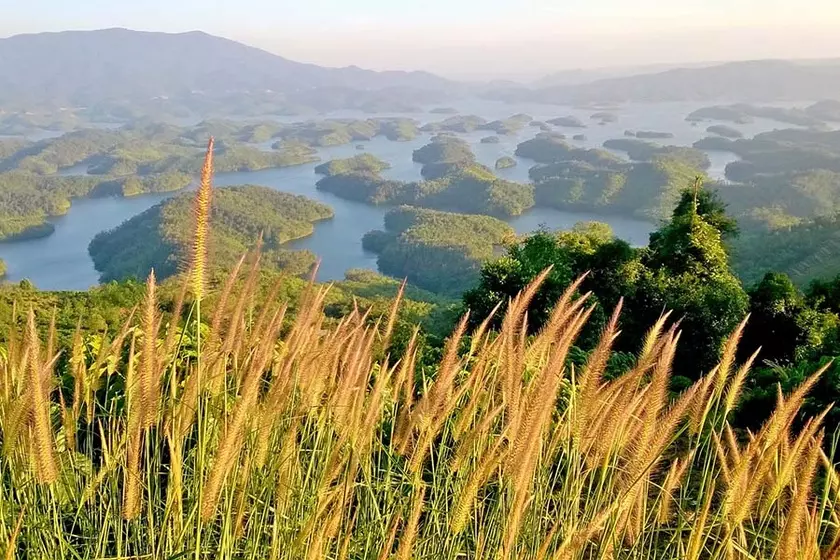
top-left (533, 62), bottom-right (722, 88)
top-left (491, 60), bottom-right (840, 104)
top-left (0, 28), bottom-right (454, 108)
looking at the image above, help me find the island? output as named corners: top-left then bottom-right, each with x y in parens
top-left (707, 125), bottom-right (744, 139)
top-left (515, 133), bottom-right (623, 166)
top-left (591, 112), bottom-right (618, 123)
top-left (687, 104), bottom-right (827, 127)
top-left (516, 133), bottom-right (711, 221)
top-left (362, 205), bottom-right (514, 295)
top-left (480, 136), bottom-right (501, 144)
top-left (477, 114), bottom-right (533, 135)
top-left (603, 139), bottom-right (710, 169)
top-left (88, 185), bottom-right (334, 282)
top-left (547, 116), bottom-right (586, 128)
top-left (633, 131), bottom-right (675, 140)
top-left (495, 156), bottom-right (517, 170)
top-left (420, 115), bottom-right (487, 133)
top-left (315, 137), bottom-right (534, 217)
top-left (314, 153), bottom-right (391, 176)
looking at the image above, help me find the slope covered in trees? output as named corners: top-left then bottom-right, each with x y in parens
top-left (317, 138), bottom-right (535, 217)
top-left (88, 186), bottom-right (333, 282)
top-left (693, 128), bottom-right (840, 232)
top-left (362, 206), bottom-right (514, 294)
top-left (0, 125), bottom-right (325, 239)
top-left (517, 133), bottom-right (709, 220)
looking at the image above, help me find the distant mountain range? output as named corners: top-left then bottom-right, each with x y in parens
top-left (2, 28), bottom-right (840, 114)
top-left (0, 28), bottom-right (455, 110)
top-left (495, 60), bottom-right (840, 104)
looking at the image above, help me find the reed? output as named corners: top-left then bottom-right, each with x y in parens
top-left (0, 139), bottom-right (837, 560)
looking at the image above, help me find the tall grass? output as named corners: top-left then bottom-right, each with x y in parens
top-left (1, 141), bottom-right (839, 559)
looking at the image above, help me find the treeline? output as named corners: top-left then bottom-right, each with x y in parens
top-left (88, 185), bottom-right (334, 283)
top-left (0, 266), bottom-right (455, 352)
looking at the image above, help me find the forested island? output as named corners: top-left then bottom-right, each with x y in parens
top-left (362, 206), bottom-right (513, 294)
top-left (495, 156), bottom-right (517, 169)
top-left (547, 116), bottom-right (586, 128)
top-left (0, 117), bottom-right (431, 240)
top-left (513, 133), bottom-right (707, 221)
top-left (88, 186), bottom-right (333, 282)
top-left (316, 141), bottom-right (534, 217)
top-left (707, 124), bottom-right (744, 139)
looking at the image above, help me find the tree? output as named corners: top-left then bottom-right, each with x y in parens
top-left (653, 180), bottom-right (740, 242)
top-left (740, 272), bottom-right (837, 365)
top-left (463, 230), bottom-right (575, 332)
top-left (463, 223), bottom-right (639, 346)
top-left (630, 182), bottom-right (749, 375)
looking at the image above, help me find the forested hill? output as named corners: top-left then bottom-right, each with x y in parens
top-left (492, 59), bottom-right (840, 104)
top-left (88, 185), bottom-right (334, 283)
top-left (0, 28), bottom-right (453, 107)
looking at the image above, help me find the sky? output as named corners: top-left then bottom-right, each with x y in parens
top-left (2, 0), bottom-right (840, 79)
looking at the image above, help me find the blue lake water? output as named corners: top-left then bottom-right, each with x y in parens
top-left (0, 101), bottom-right (791, 290)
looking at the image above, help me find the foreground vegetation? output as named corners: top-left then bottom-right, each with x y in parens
top-left (1, 141), bottom-right (839, 560)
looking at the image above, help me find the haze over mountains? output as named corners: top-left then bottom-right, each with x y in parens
top-left (1, 28), bottom-right (840, 114)
top-left (0, 28), bottom-right (454, 109)
top-left (502, 59), bottom-right (840, 104)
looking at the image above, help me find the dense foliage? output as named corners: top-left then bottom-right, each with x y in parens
top-left (316, 138), bottom-right (535, 217)
top-left (465, 186), bottom-right (749, 374)
top-left (522, 134), bottom-right (707, 221)
top-left (88, 185), bottom-right (333, 282)
top-left (363, 206), bottom-right (514, 294)
top-left (314, 153), bottom-right (391, 176)
top-left (495, 156), bottom-right (517, 169)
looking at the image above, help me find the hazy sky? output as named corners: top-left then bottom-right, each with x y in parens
top-left (2, 0), bottom-right (840, 79)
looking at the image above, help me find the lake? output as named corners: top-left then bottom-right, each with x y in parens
top-left (0, 100), bottom-right (789, 291)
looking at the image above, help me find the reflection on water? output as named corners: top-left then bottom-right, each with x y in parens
top-left (1, 100), bottom-right (789, 290)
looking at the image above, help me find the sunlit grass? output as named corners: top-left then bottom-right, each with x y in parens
top-left (0, 140), bottom-right (838, 559)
